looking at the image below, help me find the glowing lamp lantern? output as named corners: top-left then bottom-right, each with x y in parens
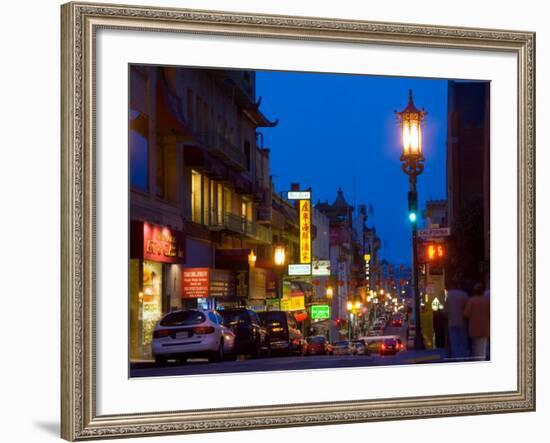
top-left (274, 244), bottom-right (286, 267)
top-left (326, 286), bottom-right (334, 299)
top-left (248, 250), bottom-right (257, 267)
top-left (273, 243), bottom-right (286, 311)
top-left (398, 89), bottom-right (426, 160)
top-left (346, 301), bottom-right (353, 311)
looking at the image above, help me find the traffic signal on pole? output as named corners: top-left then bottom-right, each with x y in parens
top-left (425, 242), bottom-right (445, 261)
top-left (408, 191), bottom-right (418, 223)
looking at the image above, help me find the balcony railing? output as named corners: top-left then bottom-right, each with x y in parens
top-left (245, 220), bottom-right (273, 244)
top-left (197, 131), bottom-right (247, 170)
top-left (209, 212), bottom-right (272, 244)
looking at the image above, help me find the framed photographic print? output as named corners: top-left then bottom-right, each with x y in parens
top-left (61, 1), bottom-right (536, 440)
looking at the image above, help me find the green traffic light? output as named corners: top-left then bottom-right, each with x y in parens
top-left (409, 212), bottom-right (417, 222)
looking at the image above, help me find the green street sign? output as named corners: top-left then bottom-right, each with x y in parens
top-left (311, 304), bottom-right (330, 320)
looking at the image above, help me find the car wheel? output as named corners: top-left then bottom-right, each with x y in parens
top-left (251, 339), bottom-right (262, 359)
top-left (262, 344), bottom-right (271, 358)
top-left (224, 351), bottom-right (237, 361)
top-left (210, 340), bottom-right (224, 363)
top-left (154, 356), bottom-right (167, 367)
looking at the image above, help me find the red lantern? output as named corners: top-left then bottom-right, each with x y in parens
top-left (294, 311), bottom-right (308, 322)
top-left (338, 280), bottom-right (344, 287)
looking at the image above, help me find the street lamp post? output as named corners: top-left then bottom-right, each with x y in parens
top-left (346, 301), bottom-right (353, 340)
top-left (274, 244), bottom-right (286, 310)
top-left (397, 89), bottom-right (426, 351)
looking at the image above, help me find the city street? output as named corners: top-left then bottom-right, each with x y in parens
top-left (130, 348), bottom-right (445, 378)
top-left (125, 65), bottom-right (491, 377)
top-left (130, 323), bottom-right (446, 378)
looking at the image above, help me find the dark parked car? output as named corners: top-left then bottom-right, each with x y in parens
top-left (306, 335), bottom-right (331, 355)
top-left (352, 339), bottom-right (369, 355)
top-left (332, 340), bottom-right (353, 355)
top-left (219, 308), bottom-right (268, 358)
top-left (391, 316), bottom-right (403, 327)
top-left (380, 337), bottom-right (399, 355)
top-left (258, 310), bottom-right (305, 356)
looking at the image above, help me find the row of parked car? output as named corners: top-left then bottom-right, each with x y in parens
top-left (366, 312), bottom-right (404, 337)
top-left (152, 308), bottom-right (310, 366)
top-left (151, 307), bottom-right (408, 366)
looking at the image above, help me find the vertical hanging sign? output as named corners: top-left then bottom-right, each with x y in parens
top-left (300, 199), bottom-right (311, 264)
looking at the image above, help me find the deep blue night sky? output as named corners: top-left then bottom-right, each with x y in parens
top-left (256, 71), bottom-right (448, 265)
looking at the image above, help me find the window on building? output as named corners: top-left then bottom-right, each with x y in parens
top-left (156, 144), bottom-right (165, 199)
top-left (217, 115), bottom-right (222, 136)
top-left (224, 186), bottom-right (232, 216)
top-left (217, 184), bottom-right (223, 224)
top-left (191, 170), bottom-right (202, 224)
top-left (244, 140), bottom-right (251, 171)
top-left (155, 143), bottom-right (178, 202)
top-left (241, 198), bottom-right (252, 222)
top-left (203, 176), bottom-right (210, 226)
top-left (187, 89), bottom-right (194, 129)
top-left (130, 110), bottom-right (149, 192)
top-left (203, 103), bottom-right (209, 134)
top-left (210, 180), bottom-right (217, 225)
top-left (196, 96), bottom-right (201, 133)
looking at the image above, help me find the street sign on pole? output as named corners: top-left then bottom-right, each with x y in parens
top-left (287, 191), bottom-right (311, 200)
top-left (418, 227), bottom-right (451, 238)
top-left (311, 305), bottom-right (330, 320)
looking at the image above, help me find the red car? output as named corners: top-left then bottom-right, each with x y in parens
top-left (380, 338), bottom-right (399, 355)
top-left (306, 336), bottom-right (331, 355)
top-left (391, 318), bottom-right (403, 327)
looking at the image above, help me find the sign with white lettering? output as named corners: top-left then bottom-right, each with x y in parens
top-left (312, 260), bottom-right (331, 276)
top-left (287, 191), bottom-right (311, 200)
top-left (418, 227), bottom-right (451, 238)
top-left (288, 264), bottom-right (312, 276)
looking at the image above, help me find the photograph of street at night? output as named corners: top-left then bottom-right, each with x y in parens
top-left (129, 65), bottom-right (490, 377)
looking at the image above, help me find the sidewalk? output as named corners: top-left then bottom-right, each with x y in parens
top-left (401, 348), bottom-right (447, 364)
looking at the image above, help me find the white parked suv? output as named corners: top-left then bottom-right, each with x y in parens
top-left (152, 309), bottom-right (235, 366)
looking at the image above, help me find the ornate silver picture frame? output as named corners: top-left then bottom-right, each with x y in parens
top-left (61, 1), bottom-right (535, 440)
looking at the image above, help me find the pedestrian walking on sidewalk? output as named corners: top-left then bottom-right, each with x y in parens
top-left (444, 278), bottom-right (470, 360)
top-left (464, 283), bottom-right (490, 360)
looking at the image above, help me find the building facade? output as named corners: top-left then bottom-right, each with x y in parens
top-left (446, 80), bottom-right (490, 290)
top-left (129, 66), bottom-right (277, 359)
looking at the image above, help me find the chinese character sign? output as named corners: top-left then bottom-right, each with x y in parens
top-left (299, 199), bottom-right (311, 264)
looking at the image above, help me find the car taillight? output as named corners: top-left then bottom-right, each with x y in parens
top-left (153, 329), bottom-right (171, 338)
top-left (381, 344), bottom-right (386, 350)
top-left (193, 326), bottom-right (215, 335)
top-left (271, 327), bottom-right (284, 332)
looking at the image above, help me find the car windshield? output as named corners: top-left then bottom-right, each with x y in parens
top-left (383, 339), bottom-right (397, 345)
top-left (258, 311), bottom-right (285, 326)
top-left (307, 336), bottom-right (326, 344)
top-left (220, 310), bottom-right (249, 325)
top-left (353, 341), bottom-right (365, 346)
top-left (334, 341), bottom-right (349, 346)
top-left (160, 310), bottom-right (206, 326)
